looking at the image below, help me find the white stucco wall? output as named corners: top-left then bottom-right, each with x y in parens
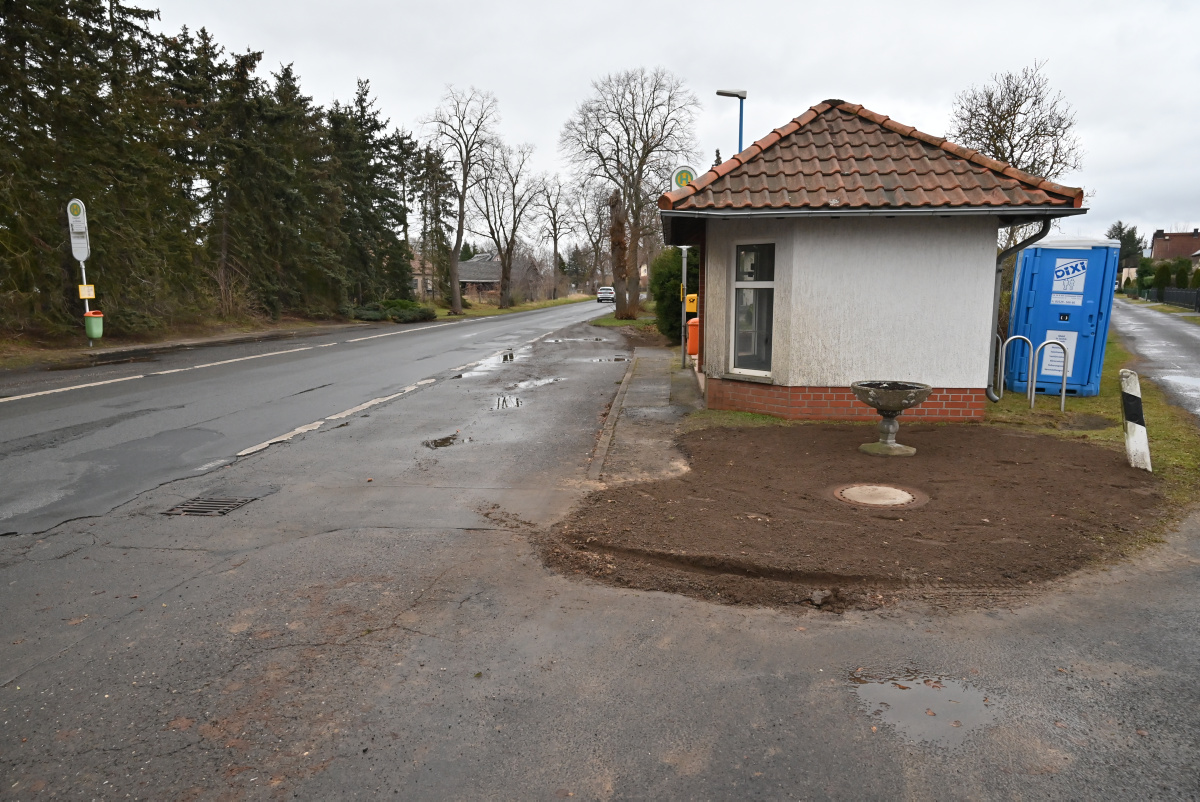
top-left (703, 215), bottom-right (1000, 388)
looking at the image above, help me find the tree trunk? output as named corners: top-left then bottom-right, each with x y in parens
top-left (626, 213), bottom-right (641, 316)
top-left (448, 173), bottom-right (467, 315)
top-left (217, 197), bottom-right (232, 317)
top-left (499, 257), bottom-right (512, 308)
top-left (552, 237), bottom-right (559, 300)
top-left (608, 190), bottom-right (631, 319)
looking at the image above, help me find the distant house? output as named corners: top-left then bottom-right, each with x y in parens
top-left (1151, 229), bottom-right (1200, 260)
top-left (658, 99), bottom-right (1085, 421)
top-left (459, 252), bottom-right (501, 300)
top-left (411, 257), bottom-right (435, 300)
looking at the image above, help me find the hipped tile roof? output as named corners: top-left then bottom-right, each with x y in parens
top-left (660, 100), bottom-right (1084, 213)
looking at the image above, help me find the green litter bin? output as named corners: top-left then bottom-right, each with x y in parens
top-left (84, 310), bottom-right (103, 339)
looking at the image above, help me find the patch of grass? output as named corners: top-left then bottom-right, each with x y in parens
top-left (680, 408), bottom-right (878, 434)
top-left (986, 331), bottom-right (1200, 509)
top-left (0, 316), bottom-right (352, 371)
top-left (1141, 303), bottom-right (1200, 324)
top-left (680, 409), bottom-right (795, 432)
top-left (589, 309), bottom-right (656, 328)
top-left (434, 295), bottom-right (593, 319)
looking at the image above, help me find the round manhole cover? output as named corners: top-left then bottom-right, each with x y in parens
top-left (833, 484), bottom-right (927, 508)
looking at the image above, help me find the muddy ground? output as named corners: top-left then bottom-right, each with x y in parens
top-left (537, 424), bottom-right (1165, 611)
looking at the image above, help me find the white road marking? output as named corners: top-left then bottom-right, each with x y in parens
top-left (326, 379), bottom-right (436, 420)
top-left (0, 375), bottom-right (145, 404)
top-left (346, 322), bottom-right (458, 342)
top-left (153, 346), bottom-right (314, 375)
top-left (236, 378), bottom-right (437, 457)
top-left (237, 421), bottom-right (325, 456)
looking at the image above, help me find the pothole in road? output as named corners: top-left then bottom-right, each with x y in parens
top-left (590, 356), bottom-right (629, 362)
top-left (850, 669), bottom-right (998, 747)
top-left (423, 434), bottom-right (472, 449)
top-left (511, 378), bottom-right (564, 390)
top-left (547, 338), bottom-right (607, 343)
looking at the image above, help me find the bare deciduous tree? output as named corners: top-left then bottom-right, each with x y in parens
top-left (560, 67), bottom-right (698, 318)
top-left (949, 61), bottom-right (1084, 251)
top-left (567, 180), bottom-right (610, 292)
top-left (948, 60), bottom-right (1082, 184)
top-left (537, 174), bottom-right (568, 298)
top-left (950, 59), bottom-right (1086, 338)
top-left (470, 141), bottom-right (542, 308)
top-left (424, 86), bottom-right (499, 315)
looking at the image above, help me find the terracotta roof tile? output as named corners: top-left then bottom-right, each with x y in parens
top-left (661, 101), bottom-right (1084, 213)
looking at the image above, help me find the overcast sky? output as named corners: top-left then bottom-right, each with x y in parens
top-left (152, 0), bottom-right (1199, 242)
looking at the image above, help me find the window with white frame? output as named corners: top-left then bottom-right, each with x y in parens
top-left (731, 243), bottom-right (775, 374)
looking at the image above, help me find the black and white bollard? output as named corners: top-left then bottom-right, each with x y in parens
top-left (1119, 369), bottom-right (1152, 472)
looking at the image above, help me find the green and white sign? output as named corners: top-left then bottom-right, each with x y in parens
top-left (67, 198), bottom-right (90, 261)
top-left (672, 165), bottom-right (698, 190)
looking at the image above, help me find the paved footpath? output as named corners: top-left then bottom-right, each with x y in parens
top-left (1, 323), bottom-right (1198, 798)
top-left (1111, 298), bottom-right (1200, 419)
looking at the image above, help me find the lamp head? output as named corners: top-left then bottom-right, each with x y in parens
top-left (715, 89), bottom-right (747, 99)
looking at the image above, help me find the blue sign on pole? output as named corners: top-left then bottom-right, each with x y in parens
top-left (1005, 238), bottom-right (1121, 397)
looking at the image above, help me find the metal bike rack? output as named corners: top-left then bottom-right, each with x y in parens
top-left (996, 335), bottom-right (1033, 401)
top-left (1030, 340), bottom-right (1069, 412)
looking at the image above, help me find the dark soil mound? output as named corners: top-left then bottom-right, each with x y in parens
top-left (537, 424), bottom-right (1164, 612)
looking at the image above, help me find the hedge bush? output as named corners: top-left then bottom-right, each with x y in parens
top-left (649, 246), bottom-right (700, 343)
top-left (347, 300), bottom-right (436, 322)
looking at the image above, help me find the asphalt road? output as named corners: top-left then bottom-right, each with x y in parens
top-left (0, 302), bottom-right (610, 535)
top-left (2, 304), bottom-right (1198, 799)
top-left (1111, 298), bottom-right (1200, 419)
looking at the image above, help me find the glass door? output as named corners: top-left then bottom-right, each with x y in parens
top-left (732, 244), bottom-right (775, 374)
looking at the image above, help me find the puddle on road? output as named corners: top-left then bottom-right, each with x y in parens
top-left (547, 338), bottom-right (607, 343)
top-left (590, 356), bottom-right (629, 362)
top-left (494, 396), bottom-right (522, 410)
top-left (511, 377), bottom-right (564, 390)
top-left (460, 347), bottom-right (532, 378)
top-left (850, 669), bottom-right (998, 747)
top-left (422, 434), bottom-right (458, 449)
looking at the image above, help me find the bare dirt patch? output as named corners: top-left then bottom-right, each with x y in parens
top-left (619, 325), bottom-right (671, 348)
top-left (536, 424), bottom-right (1165, 612)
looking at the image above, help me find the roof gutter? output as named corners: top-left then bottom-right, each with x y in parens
top-left (985, 219), bottom-right (1052, 403)
top-left (659, 205), bottom-right (1087, 221)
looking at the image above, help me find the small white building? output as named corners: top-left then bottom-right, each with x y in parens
top-left (660, 99), bottom-right (1086, 421)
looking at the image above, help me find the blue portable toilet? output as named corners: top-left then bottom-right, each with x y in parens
top-left (1005, 237), bottom-right (1120, 397)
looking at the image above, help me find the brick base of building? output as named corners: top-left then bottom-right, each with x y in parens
top-left (706, 378), bottom-right (987, 421)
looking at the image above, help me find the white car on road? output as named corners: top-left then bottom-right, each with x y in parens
top-left (597, 286), bottom-right (616, 303)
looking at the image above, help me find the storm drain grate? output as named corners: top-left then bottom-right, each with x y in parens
top-left (163, 497), bottom-right (256, 516)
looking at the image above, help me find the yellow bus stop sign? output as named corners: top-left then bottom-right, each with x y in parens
top-left (671, 166), bottom-right (697, 190)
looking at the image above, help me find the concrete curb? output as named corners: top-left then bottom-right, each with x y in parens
top-left (588, 355), bottom-right (637, 482)
top-left (32, 323), bottom-right (375, 371)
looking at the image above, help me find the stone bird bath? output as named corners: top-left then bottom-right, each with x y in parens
top-left (850, 381), bottom-right (933, 457)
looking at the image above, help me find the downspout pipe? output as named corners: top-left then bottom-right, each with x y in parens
top-left (986, 219), bottom-right (1052, 402)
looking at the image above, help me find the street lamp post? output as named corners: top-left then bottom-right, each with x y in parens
top-left (680, 245), bottom-right (690, 368)
top-left (716, 89), bottom-right (747, 153)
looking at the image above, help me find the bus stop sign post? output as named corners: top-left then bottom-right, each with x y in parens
top-left (67, 199), bottom-right (101, 345)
